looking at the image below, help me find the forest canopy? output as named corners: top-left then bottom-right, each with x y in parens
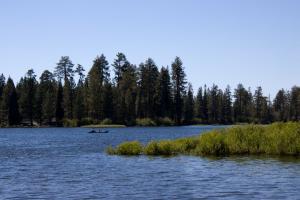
top-left (0, 53), bottom-right (299, 127)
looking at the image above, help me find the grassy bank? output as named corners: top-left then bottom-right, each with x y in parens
top-left (106, 122), bottom-right (300, 156)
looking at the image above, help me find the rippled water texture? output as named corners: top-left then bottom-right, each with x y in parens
top-left (0, 126), bottom-right (300, 199)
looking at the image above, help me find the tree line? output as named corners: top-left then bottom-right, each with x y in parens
top-left (0, 53), bottom-right (299, 127)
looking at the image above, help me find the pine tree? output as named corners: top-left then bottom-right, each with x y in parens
top-left (290, 86), bottom-right (300, 121)
top-left (54, 56), bottom-right (74, 81)
top-left (54, 56), bottom-right (75, 119)
top-left (1, 78), bottom-right (20, 126)
top-left (0, 74), bottom-right (6, 126)
top-left (156, 66), bottom-right (172, 118)
top-left (195, 87), bottom-right (203, 120)
top-left (202, 85), bottom-right (209, 123)
top-left (35, 70), bottom-right (56, 125)
top-left (42, 88), bottom-right (56, 124)
top-left (118, 64), bottom-right (137, 125)
top-left (103, 82), bottom-right (114, 120)
top-left (217, 89), bottom-right (224, 123)
top-left (75, 64), bottom-right (85, 83)
top-left (208, 84), bottom-right (219, 123)
top-left (222, 86), bottom-right (232, 124)
top-left (83, 78), bottom-right (90, 120)
top-left (137, 58), bottom-right (159, 118)
top-left (63, 78), bottom-right (74, 119)
top-left (55, 81), bottom-right (64, 125)
top-left (112, 53), bottom-right (132, 123)
top-left (171, 57), bottom-right (186, 124)
top-left (183, 83), bottom-right (194, 124)
top-left (266, 95), bottom-right (273, 123)
top-left (253, 86), bottom-right (269, 123)
top-left (0, 74), bottom-right (5, 98)
top-left (233, 84), bottom-right (253, 123)
top-left (88, 54), bottom-right (109, 120)
top-left (74, 65), bottom-right (86, 122)
top-left (112, 52), bottom-right (130, 86)
top-left (18, 69), bottom-right (37, 126)
top-left (273, 89), bottom-right (289, 121)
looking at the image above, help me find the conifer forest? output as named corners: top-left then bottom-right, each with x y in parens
top-left (0, 53), bottom-right (299, 127)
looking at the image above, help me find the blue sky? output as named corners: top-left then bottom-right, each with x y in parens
top-left (0, 0), bottom-right (299, 97)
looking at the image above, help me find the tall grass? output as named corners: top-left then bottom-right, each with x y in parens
top-left (106, 141), bottom-right (143, 155)
top-left (107, 122), bottom-right (300, 157)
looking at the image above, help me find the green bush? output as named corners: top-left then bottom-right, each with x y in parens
top-left (101, 118), bottom-right (113, 125)
top-left (144, 140), bottom-right (176, 156)
top-left (156, 117), bottom-right (175, 126)
top-left (136, 118), bottom-right (157, 126)
top-left (112, 141), bottom-right (143, 155)
top-left (80, 118), bottom-right (94, 126)
top-left (63, 119), bottom-right (78, 127)
top-left (192, 118), bottom-right (203, 125)
top-left (263, 122), bottom-right (300, 155)
top-left (224, 125), bottom-right (266, 154)
top-left (194, 130), bottom-right (227, 156)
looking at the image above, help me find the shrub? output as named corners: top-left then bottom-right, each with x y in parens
top-left (63, 119), bottom-right (78, 127)
top-left (113, 141), bottom-right (143, 156)
top-left (101, 118), bottom-right (113, 125)
top-left (143, 141), bottom-right (160, 155)
top-left (194, 130), bottom-right (227, 156)
top-left (144, 140), bottom-right (179, 156)
top-left (136, 118), bottom-right (157, 126)
top-left (224, 125), bottom-right (266, 154)
top-left (192, 118), bottom-right (203, 125)
top-left (156, 117), bottom-right (175, 126)
top-left (174, 137), bottom-right (200, 153)
top-left (106, 146), bottom-right (115, 155)
top-left (80, 118), bottom-right (94, 126)
top-left (263, 122), bottom-right (300, 155)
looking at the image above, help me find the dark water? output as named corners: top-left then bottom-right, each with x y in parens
top-left (0, 126), bottom-right (300, 200)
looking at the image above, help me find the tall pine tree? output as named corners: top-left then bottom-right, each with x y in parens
top-left (18, 69), bottom-right (37, 126)
top-left (183, 83), bottom-right (194, 124)
top-left (137, 58), bottom-right (159, 118)
top-left (1, 78), bottom-right (20, 126)
top-left (171, 57), bottom-right (186, 124)
top-left (88, 54), bottom-right (109, 121)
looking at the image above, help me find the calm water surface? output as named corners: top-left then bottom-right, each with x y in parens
top-left (0, 126), bottom-right (299, 199)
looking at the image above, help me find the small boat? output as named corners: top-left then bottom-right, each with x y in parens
top-left (88, 129), bottom-right (109, 134)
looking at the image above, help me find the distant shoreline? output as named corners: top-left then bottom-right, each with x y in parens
top-left (0, 123), bottom-right (240, 128)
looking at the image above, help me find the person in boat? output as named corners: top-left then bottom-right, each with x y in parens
top-left (88, 129), bottom-right (109, 133)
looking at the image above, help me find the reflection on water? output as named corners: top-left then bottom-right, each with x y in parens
top-left (0, 126), bottom-right (299, 199)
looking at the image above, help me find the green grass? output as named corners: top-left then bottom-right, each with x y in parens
top-left (107, 122), bottom-right (300, 157)
top-left (106, 141), bottom-right (143, 155)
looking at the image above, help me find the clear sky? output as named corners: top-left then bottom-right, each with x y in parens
top-left (0, 0), bottom-right (299, 97)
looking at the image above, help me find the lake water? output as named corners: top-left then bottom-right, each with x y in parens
top-left (0, 126), bottom-right (300, 199)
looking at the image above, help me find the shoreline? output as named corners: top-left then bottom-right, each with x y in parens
top-left (0, 122), bottom-right (254, 129)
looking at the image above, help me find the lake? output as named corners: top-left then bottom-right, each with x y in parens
top-left (0, 126), bottom-right (300, 199)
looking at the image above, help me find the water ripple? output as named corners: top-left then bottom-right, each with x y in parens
top-left (0, 127), bottom-right (300, 199)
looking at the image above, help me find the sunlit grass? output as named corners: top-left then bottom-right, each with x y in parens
top-left (106, 141), bottom-right (143, 155)
top-left (107, 122), bottom-right (300, 157)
